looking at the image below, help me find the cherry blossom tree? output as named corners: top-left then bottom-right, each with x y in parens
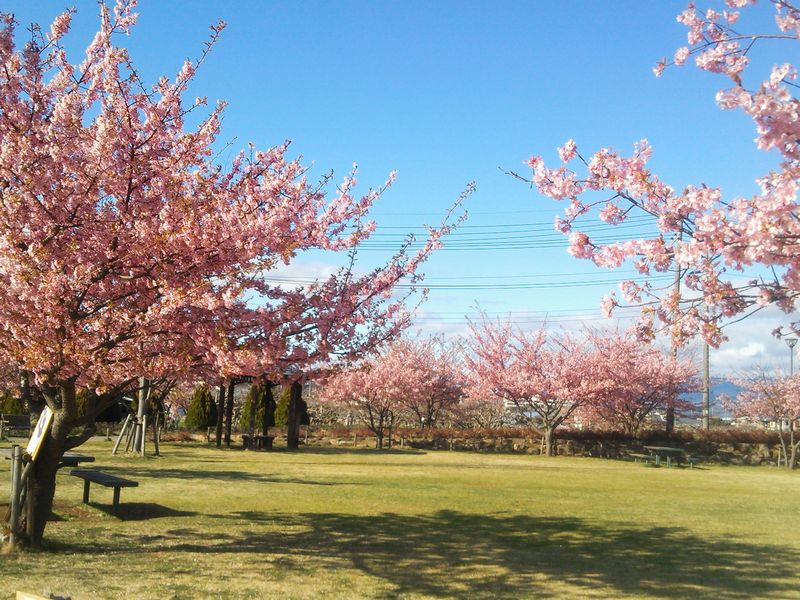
top-left (522, 1), bottom-right (800, 347)
top-left (320, 337), bottom-right (464, 446)
top-left (583, 331), bottom-right (698, 437)
top-left (0, 2), bottom-right (461, 545)
top-left (320, 363), bottom-right (397, 449)
top-left (465, 322), bottom-right (599, 456)
top-left (393, 337), bottom-right (464, 429)
top-left (725, 370), bottom-right (800, 468)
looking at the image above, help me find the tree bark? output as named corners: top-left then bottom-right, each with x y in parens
top-left (133, 376), bottom-right (149, 453)
top-left (261, 380), bottom-right (275, 435)
top-left (224, 379), bottom-right (235, 448)
top-left (665, 405), bottom-right (675, 435)
top-left (543, 427), bottom-right (556, 457)
top-left (27, 380), bottom-right (76, 546)
top-left (215, 379), bottom-right (225, 448)
top-left (287, 381), bottom-right (301, 450)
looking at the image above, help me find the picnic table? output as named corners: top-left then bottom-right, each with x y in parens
top-left (643, 445), bottom-right (685, 468)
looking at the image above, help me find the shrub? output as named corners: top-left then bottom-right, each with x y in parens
top-left (0, 392), bottom-right (23, 414)
top-left (239, 384), bottom-right (266, 431)
top-left (274, 385), bottom-right (309, 427)
top-left (184, 385), bottom-right (218, 430)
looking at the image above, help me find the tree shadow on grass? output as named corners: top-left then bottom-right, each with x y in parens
top-left (116, 503), bottom-right (198, 521)
top-left (55, 509), bottom-right (800, 598)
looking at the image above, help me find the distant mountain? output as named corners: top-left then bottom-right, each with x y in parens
top-left (681, 377), bottom-right (742, 418)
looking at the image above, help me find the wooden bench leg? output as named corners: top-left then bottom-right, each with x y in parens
top-left (112, 486), bottom-right (121, 515)
top-left (83, 480), bottom-right (91, 504)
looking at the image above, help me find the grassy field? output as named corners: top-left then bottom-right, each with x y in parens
top-left (1, 438), bottom-right (799, 599)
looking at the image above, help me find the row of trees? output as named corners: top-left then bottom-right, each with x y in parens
top-left (322, 327), bottom-right (698, 454)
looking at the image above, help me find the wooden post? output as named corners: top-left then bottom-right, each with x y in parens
top-left (125, 417), bottom-right (136, 452)
top-left (152, 412), bottom-right (161, 456)
top-left (141, 414), bottom-right (147, 456)
top-left (9, 445), bottom-right (21, 546)
top-left (112, 414), bottom-right (131, 455)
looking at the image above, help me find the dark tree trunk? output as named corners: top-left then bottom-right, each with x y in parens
top-left (287, 381), bottom-right (301, 450)
top-left (19, 369), bottom-right (32, 422)
top-left (27, 380), bottom-right (77, 546)
top-left (261, 380), bottom-right (275, 434)
top-left (246, 384), bottom-right (258, 446)
top-left (665, 405), bottom-right (675, 435)
top-left (224, 379), bottom-right (235, 448)
top-left (543, 427), bottom-right (556, 457)
top-left (215, 379), bottom-right (225, 448)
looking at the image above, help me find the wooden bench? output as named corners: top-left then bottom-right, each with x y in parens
top-left (242, 434), bottom-right (275, 450)
top-left (71, 469), bottom-right (138, 515)
top-left (0, 414), bottom-right (30, 438)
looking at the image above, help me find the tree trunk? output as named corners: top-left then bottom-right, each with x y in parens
top-left (665, 405), bottom-right (675, 435)
top-left (543, 427), bottom-right (556, 457)
top-left (287, 381), bottom-right (301, 450)
top-left (215, 379), bottom-right (225, 448)
top-left (261, 380), bottom-right (275, 434)
top-left (133, 376), bottom-right (149, 453)
top-left (27, 381), bottom-right (76, 546)
top-left (224, 380), bottom-right (235, 448)
top-left (376, 430), bottom-right (384, 449)
top-left (247, 384), bottom-right (258, 445)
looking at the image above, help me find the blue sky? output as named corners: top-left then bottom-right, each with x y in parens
top-left (6, 1), bottom-right (795, 375)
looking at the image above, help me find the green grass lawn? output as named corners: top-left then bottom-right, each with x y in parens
top-left (1, 438), bottom-right (799, 599)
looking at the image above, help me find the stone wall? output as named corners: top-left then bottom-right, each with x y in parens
top-left (303, 429), bottom-right (783, 466)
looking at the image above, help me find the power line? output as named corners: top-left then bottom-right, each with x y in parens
top-left (264, 274), bottom-right (670, 291)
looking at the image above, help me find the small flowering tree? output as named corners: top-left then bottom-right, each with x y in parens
top-left (466, 322), bottom-right (599, 456)
top-left (583, 331), bottom-right (698, 437)
top-left (320, 338), bottom-right (464, 445)
top-left (522, 1), bottom-right (800, 346)
top-left (394, 337), bottom-right (464, 429)
top-left (320, 363), bottom-right (399, 449)
top-left (725, 371), bottom-right (800, 469)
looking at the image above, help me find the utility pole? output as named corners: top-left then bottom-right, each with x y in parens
top-left (702, 340), bottom-right (710, 430)
top-left (667, 231), bottom-right (682, 435)
top-left (785, 337), bottom-right (797, 375)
